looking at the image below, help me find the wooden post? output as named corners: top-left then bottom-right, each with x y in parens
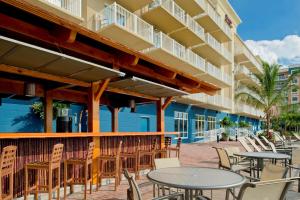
top-left (109, 107), bottom-right (119, 132)
top-left (44, 91), bottom-right (53, 133)
top-left (157, 98), bottom-right (165, 148)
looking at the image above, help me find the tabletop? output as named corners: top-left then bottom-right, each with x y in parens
top-left (147, 167), bottom-right (246, 190)
top-left (235, 152), bottom-right (291, 160)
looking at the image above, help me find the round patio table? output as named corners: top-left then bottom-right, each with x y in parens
top-left (147, 167), bottom-right (246, 200)
top-left (234, 152), bottom-right (291, 178)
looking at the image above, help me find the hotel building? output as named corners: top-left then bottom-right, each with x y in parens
top-left (0, 0), bottom-right (264, 143)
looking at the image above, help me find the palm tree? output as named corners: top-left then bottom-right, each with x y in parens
top-left (235, 61), bottom-right (298, 136)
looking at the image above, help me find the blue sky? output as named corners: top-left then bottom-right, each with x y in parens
top-left (229, 0), bottom-right (300, 65)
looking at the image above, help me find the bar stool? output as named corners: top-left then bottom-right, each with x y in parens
top-left (97, 140), bottom-right (122, 191)
top-left (24, 143), bottom-right (64, 200)
top-left (0, 145), bottom-right (17, 200)
top-left (167, 137), bottom-right (182, 158)
top-left (120, 141), bottom-right (139, 179)
top-left (136, 139), bottom-right (156, 179)
top-left (64, 142), bottom-right (95, 200)
top-left (153, 138), bottom-right (168, 159)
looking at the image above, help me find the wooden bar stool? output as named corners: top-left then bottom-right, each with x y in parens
top-left (153, 138), bottom-right (168, 159)
top-left (136, 139), bottom-right (156, 179)
top-left (167, 137), bottom-right (182, 158)
top-left (120, 141), bottom-right (139, 179)
top-left (97, 140), bottom-right (122, 191)
top-left (24, 143), bottom-right (64, 200)
top-left (64, 142), bottom-right (95, 200)
top-left (0, 145), bottom-right (17, 200)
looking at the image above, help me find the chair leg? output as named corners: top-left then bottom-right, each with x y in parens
top-left (24, 166), bottom-right (28, 200)
top-left (34, 169), bottom-right (38, 200)
top-left (70, 164), bottom-right (74, 194)
top-left (57, 167), bottom-right (60, 200)
top-left (49, 169), bottom-right (53, 200)
top-left (9, 171), bottom-right (13, 200)
top-left (84, 165), bottom-right (88, 200)
top-left (64, 162), bottom-right (67, 200)
top-left (90, 164), bottom-right (93, 194)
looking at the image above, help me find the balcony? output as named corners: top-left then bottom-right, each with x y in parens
top-left (115, 0), bottom-right (153, 11)
top-left (179, 93), bottom-right (232, 110)
top-left (142, 31), bottom-right (206, 75)
top-left (94, 3), bottom-right (154, 51)
top-left (195, 3), bottom-right (232, 42)
top-left (169, 14), bottom-right (205, 47)
top-left (193, 33), bottom-right (232, 66)
top-left (25, 0), bottom-right (83, 23)
top-left (196, 62), bottom-right (231, 87)
top-left (234, 36), bottom-right (263, 74)
top-left (174, 0), bottom-right (206, 17)
top-left (235, 104), bottom-right (264, 118)
top-left (235, 65), bottom-right (260, 86)
top-left (141, 0), bottom-right (186, 33)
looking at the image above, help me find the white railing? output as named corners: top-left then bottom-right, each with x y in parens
top-left (222, 46), bottom-right (232, 61)
top-left (95, 3), bottom-right (153, 43)
top-left (206, 3), bottom-right (231, 38)
top-left (195, 0), bottom-right (206, 9)
top-left (223, 72), bottom-right (232, 85)
top-left (149, 0), bottom-right (186, 24)
top-left (206, 62), bottom-right (222, 80)
top-left (185, 93), bottom-right (232, 109)
top-left (186, 14), bottom-right (205, 40)
top-left (206, 33), bottom-right (232, 61)
top-left (236, 104), bottom-right (264, 117)
top-left (236, 65), bottom-right (260, 85)
top-left (44, 0), bottom-right (82, 17)
top-left (186, 49), bottom-right (206, 72)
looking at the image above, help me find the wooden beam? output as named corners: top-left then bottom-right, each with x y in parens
top-left (50, 25), bottom-right (77, 43)
top-left (95, 79), bottom-right (110, 101)
top-left (88, 83), bottom-right (100, 132)
top-left (156, 98), bottom-right (164, 132)
top-left (52, 89), bottom-right (87, 104)
top-left (44, 91), bottom-right (53, 133)
top-left (108, 107), bottom-right (119, 132)
top-left (0, 64), bottom-right (90, 87)
top-left (162, 97), bottom-right (173, 110)
top-left (106, 87), bottom-right (159, 101)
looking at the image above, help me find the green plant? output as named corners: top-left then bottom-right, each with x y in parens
top-left (220, 116), bottom-right (233, 128)
top-left (31, 101), bottom-right (70, 119)
top-left (238, 121), bottom-right (250, 128)
top-left (235, 61), bottom-right (299, 135)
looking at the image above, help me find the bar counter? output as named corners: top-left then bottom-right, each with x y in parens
top-left (0, 132), bottom-right (176, 197)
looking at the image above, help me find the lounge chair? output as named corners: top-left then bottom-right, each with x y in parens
top-left (124, 169), bottom-right (184, 200)
top-left (292, 132), bottom-right (300, 141)
top-left (261, 136), bottom-right (292, 155)
top-left (245, 137), bottom-right (262, 152)
top-left (252, 135), bottom-right (270, 151)
top-left (213, 147), bottom-right (250, 173)
top-left (237, 137), bottom-right (253, 152)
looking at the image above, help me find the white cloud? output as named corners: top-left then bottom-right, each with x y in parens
top-left (245, 35), bottom-right (300, 65)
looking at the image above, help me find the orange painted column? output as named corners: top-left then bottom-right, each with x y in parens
top-left (156, 98), bottom-right (165, 147)
top-left (44, 91), bottom-right (53, 133)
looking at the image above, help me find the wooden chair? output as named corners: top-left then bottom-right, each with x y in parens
top-left (136, 139), bottom-right (156, 179)
top-left (64, 142), bottom-right (95, 200)
top-left (153, 139), bottom-right (168, 159)
top-left (24, 143), bottom-right (64, 200)
top-left (166, 137), bottom-right (182, 158)
top-left (97, 140), bottom-right (122, 191)
top-left (0, 145), bottom-right (17, 200)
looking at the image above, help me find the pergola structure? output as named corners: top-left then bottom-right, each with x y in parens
top-left (0, 0), bottom-right (220, 196)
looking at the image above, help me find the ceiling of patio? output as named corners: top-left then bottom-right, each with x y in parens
top-left (0, 35), bottom-right (125, 82)
top-left (109, 77), bottom-right (190, 97)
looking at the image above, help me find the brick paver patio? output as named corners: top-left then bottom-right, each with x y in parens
top-left (66, 141), bottom-right (300, 200)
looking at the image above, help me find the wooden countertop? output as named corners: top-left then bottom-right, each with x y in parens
top-left (0, 132), bottom-right (178, 139)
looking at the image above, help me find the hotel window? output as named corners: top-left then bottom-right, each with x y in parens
top-left (292, 96), bottom-right (298, 104)
top-left (207, 116), bottom-right (216, 131)
top-left (195, 115), bottom-right (205, 137)
top-left (292, 88), bottom-right (298, 94)
top-left (174, 111), bottom-right (188, 138)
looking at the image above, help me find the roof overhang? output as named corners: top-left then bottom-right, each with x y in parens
top-left (0, 35), bottom-right (125, 82)
top-left (109, 77), bottom-right (189, 97)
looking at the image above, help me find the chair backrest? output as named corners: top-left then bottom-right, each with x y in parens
top-left (268, 142), bottom-right (277, 153)
top-left (176, 137), bottom-right (182, 148)
top-left (0, 145), bottom-right (17, 174)
top-left (224, 147), bottom-right (240, 157)
top-left (154, 158), bottom-right (180, 169)
top-left (238, 137), bottom-right (253, 152)
top-left (50, 143), bottom-right (64, 168)
top-left (292, 148), bottom-right (300, 165)
top-left (213, 147), bottom-right (231, 170)
top-left (261, 136), bottom-right (270, 145)
top-left (253, 136), bottom-right (268, 151)
top-left (292, 132), bottom-right (300, 140)
top-left (164, 137), bottom-right (172, 149)
top-left (117, 140), bottom-right (123, 157)
top-left (245, 137), bottom-right (261, 152)
top-left (124, 169), bottom-right (143, 200)
top-left (260, 164), bottom-right (288, 181)
top-left (273, 132), bottom-right (285, 145)
top-left (237, 178), bottom-right (296, 200)
top-left (86, 142), bottom-right (95, 164)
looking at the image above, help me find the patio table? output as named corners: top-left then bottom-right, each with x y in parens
top-left (147, 167), bottom-right (246, 200)
top-left (234, 152), bottom-right (291, 178)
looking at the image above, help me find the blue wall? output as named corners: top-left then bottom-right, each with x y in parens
top-left (0, 98), bottom-right (261, 143)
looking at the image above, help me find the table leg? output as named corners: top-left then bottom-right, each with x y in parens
top-left (225, 189), bottom-right (230, 200)
top-left (185, 189), bottom-right (189, 200)
top-left (256, 158), bottom-right (260, 178)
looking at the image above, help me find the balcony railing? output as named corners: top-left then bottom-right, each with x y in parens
top-left (186, 14), bottom-right (205, 40)
top-left (44, 0), bottom-right (82, 17)
top-left (196, 0), bottom-right (206, 9)
top-left (186, 93), bottom-right (231, 109)
top-left (206, 33), bottom-right (231, 61)
top-left (206, 62), bottom-right (221, 79)
top-left (223, 73), bottom-right (232, 85)
top-left (186, 49), bottom-right (206, 72)
top-left (236, 65), bottom-right (260, 85)
top-left (236, 104), bottom-right (264, 117)
top-left (206, 3), bottom-right (231, 38)
top-left (95, 3), bottom-right (153, 43)
top-left (149, 0), bottom-right (186, 24)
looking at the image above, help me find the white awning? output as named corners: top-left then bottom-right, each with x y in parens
top-left (0, 36), bottom-right (125, 82)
